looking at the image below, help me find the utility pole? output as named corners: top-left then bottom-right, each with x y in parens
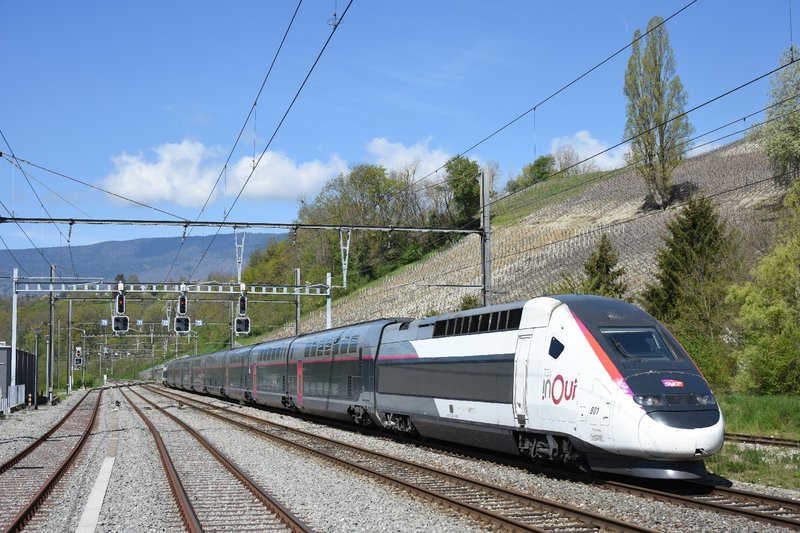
top-left (33, 329), bottom-right (40, 409)
top-left (47, 264), bottom-right (55, 403)
top-left (326, 272), bottom-right (332, 329)
top-left (67, 300), bottom-right (73, 394)
top-left (480, 170), bottom-right (492, 307)
top-left (8, 268), bottom-right (18, 416)
top-left (295, 268), bottom-right (301, 335)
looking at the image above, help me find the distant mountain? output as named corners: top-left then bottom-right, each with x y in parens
top-left (0, 232), bottom-right (285, 291)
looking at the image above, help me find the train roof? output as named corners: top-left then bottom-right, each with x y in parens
top-left (551, 294), bottom-right (654, 327)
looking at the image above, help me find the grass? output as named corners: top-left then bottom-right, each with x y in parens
top-left (491, 169), bottom-right (623, 227)
top-left (704, 395), bottom-right (800, 490)
top-left (718, 395), bottom-right (800, 440)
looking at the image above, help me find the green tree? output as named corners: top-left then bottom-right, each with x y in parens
top-left (727, 181), bottom-right (800, 393)
top-left (582, 233), bottom-right (627, 298)
top-left (641, 196), bottom-right (734, 320)
top-left (548, 233), bottom-right (627, 298)
top-left (445, 156), bottom-right (481, 227)
top-left (623, 15), bottom-right (694, 209)
top-left (505, 155), bottom-right (555, 193)
top-left (640, 196), bottom-right (739, 390)
top-left (760, 46), bottom-right (800, 186)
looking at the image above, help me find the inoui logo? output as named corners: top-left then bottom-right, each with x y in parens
top-left (542, 374), bottom-right (578, 405)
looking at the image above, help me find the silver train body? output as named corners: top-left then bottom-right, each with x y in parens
top-left (163, 295), bottom-right (724, 478)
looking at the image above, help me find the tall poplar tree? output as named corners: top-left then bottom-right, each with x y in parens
top-left (624, 15), bottom-right (693, 209)
top-left (760, 46), bottom-right (800, 186)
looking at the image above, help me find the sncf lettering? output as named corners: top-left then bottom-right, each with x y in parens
top-left (541, 374), bottom-right (578, 405)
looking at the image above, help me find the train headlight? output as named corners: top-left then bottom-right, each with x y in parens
top-left (694, 394), bottom-right (716, 406)
top-left (634, 394), bottom-right (666, 406)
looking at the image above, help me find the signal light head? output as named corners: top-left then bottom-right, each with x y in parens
top-left (178, 293), bottom-right (187, 315)
top-left (235, 316), bottom-right (250, 335)
top-left (112, 315), bottom-right (129, 334)
top-left (238, 294), bottom-right (247, 316)
top-left (174, 316), bottom-right (191, 334)
top-left (115, 293), bottom-right (126, 314)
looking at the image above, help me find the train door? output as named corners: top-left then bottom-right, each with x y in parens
top-left (513, 334), bottom-right (532, 425)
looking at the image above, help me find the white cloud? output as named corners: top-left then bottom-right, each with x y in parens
top-left (366, 137), bottom-right (451, 180)
top-left (101, 140), bottom-right (222, 207)
top-left (101, 140), bottom-right (346, 207)
top-left (226, 151), bottom-right (347, 201)
top-left (549, 130), bottom-right (627, 170)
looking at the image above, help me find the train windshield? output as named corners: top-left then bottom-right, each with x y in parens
top-left (599, 327), bottom-right (676, 361)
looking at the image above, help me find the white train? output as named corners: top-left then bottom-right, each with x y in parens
top-left (163, 295), bottom-right (724, 478)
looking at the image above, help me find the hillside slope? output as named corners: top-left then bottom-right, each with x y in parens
top-left (276, 140), bottom-right (782, 337)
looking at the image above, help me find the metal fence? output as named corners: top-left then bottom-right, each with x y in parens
top-left (1, 345), bottom-right (36, 415)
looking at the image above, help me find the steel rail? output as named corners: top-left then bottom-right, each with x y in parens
top-left (146, 385), bottom-right (653, 533)
top-left (4, 389), bottom-right (103, 533)
top-left (725, 432), bottom-right (800, 448)
top-left (118, 388), bottom-right (202, 533)
top-left (0, 391), bottom-right (91, 475)
top-left (605, 479), bottom-right (800, 530)
top-left (127, 387), bottom-right (311, 532)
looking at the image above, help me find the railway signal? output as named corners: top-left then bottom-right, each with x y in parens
top-left (235, 316), bottom-right (250, 335)
top-left (238, 294), bottom-right (247, 316)
top-left (177, 292), bottom-right (187, 315)
top-left (115, 292), bottom-right (126, 314)
top-left (112, 315), bottom-right (129, 334)
top-left (175, 316), bottom-right (191, 334)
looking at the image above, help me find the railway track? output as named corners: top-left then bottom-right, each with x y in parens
top-left (604, 479), bottom-right (800, 531)
top-left (725, 432), bottom-right (800, 448)
top-left (143, 385), bottom-right (653, 533)
top-left (119, 387), bottom-right (311, 532)
top-left (0, 389), bottom-right (102, 532)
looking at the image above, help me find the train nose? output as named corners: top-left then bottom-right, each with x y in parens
top-left (638, 410), bottom-right (725, 459)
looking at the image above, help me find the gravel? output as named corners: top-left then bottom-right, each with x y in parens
top-left (2, 385), bottom-right (798, 532)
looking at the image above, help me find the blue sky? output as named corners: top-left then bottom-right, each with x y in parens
top-left (1, 0), bottom-right (796, 255)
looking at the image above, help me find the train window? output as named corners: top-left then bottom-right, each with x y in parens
top-left (332, 337), bottom-right (341, 356)
top-left (349, 336), bottom-right (359, 352)
top-left (600, 327), bottom-right (675, 361)
top-left (549, 337), bottom-right (565, 359)
top-left (339, 337), bottom-right (349, 354)
top-left (304, 343), bottom-right (310, 357)
top-left (508, 308), bottom-right (522, 329)
top-left (456, 317), bottom-right (465, 335)
top-left (324, 339), bottom-right (333, 356)
top-left (433, 321), bottom-right (446, 337)
top-left (469, 315), bottom-right (480, 333)
top-left (488, 312), bottom-right (498, 331)
top-left (478, 314), bottom-right (490, 332)
top-left (445, 319), bottom-right (454, 336)
top-left (497, 310), bottom-right (508, 330)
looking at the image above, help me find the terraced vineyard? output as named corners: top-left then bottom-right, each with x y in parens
top-left (273, 140), bottom-right (783, 335)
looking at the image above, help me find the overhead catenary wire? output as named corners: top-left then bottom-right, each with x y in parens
top-left (0, 154), bottom-right (186, 220)
top-left (0, 196), bottom-right (56, 277)
top-left (186, 0), bottom-right (355, 282)
top-left (0, 129), bottom-right (79, 277)
top-left (163, 0), bottom-right (304, 283)
top-left (325, 95), bottom-right (800, 291)
top-left (328, 59), bottom-right (800, 289)
top-left (389, 0), bottom-right (700, 198)
top-left (0, 234), bottom-right (30, 276)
